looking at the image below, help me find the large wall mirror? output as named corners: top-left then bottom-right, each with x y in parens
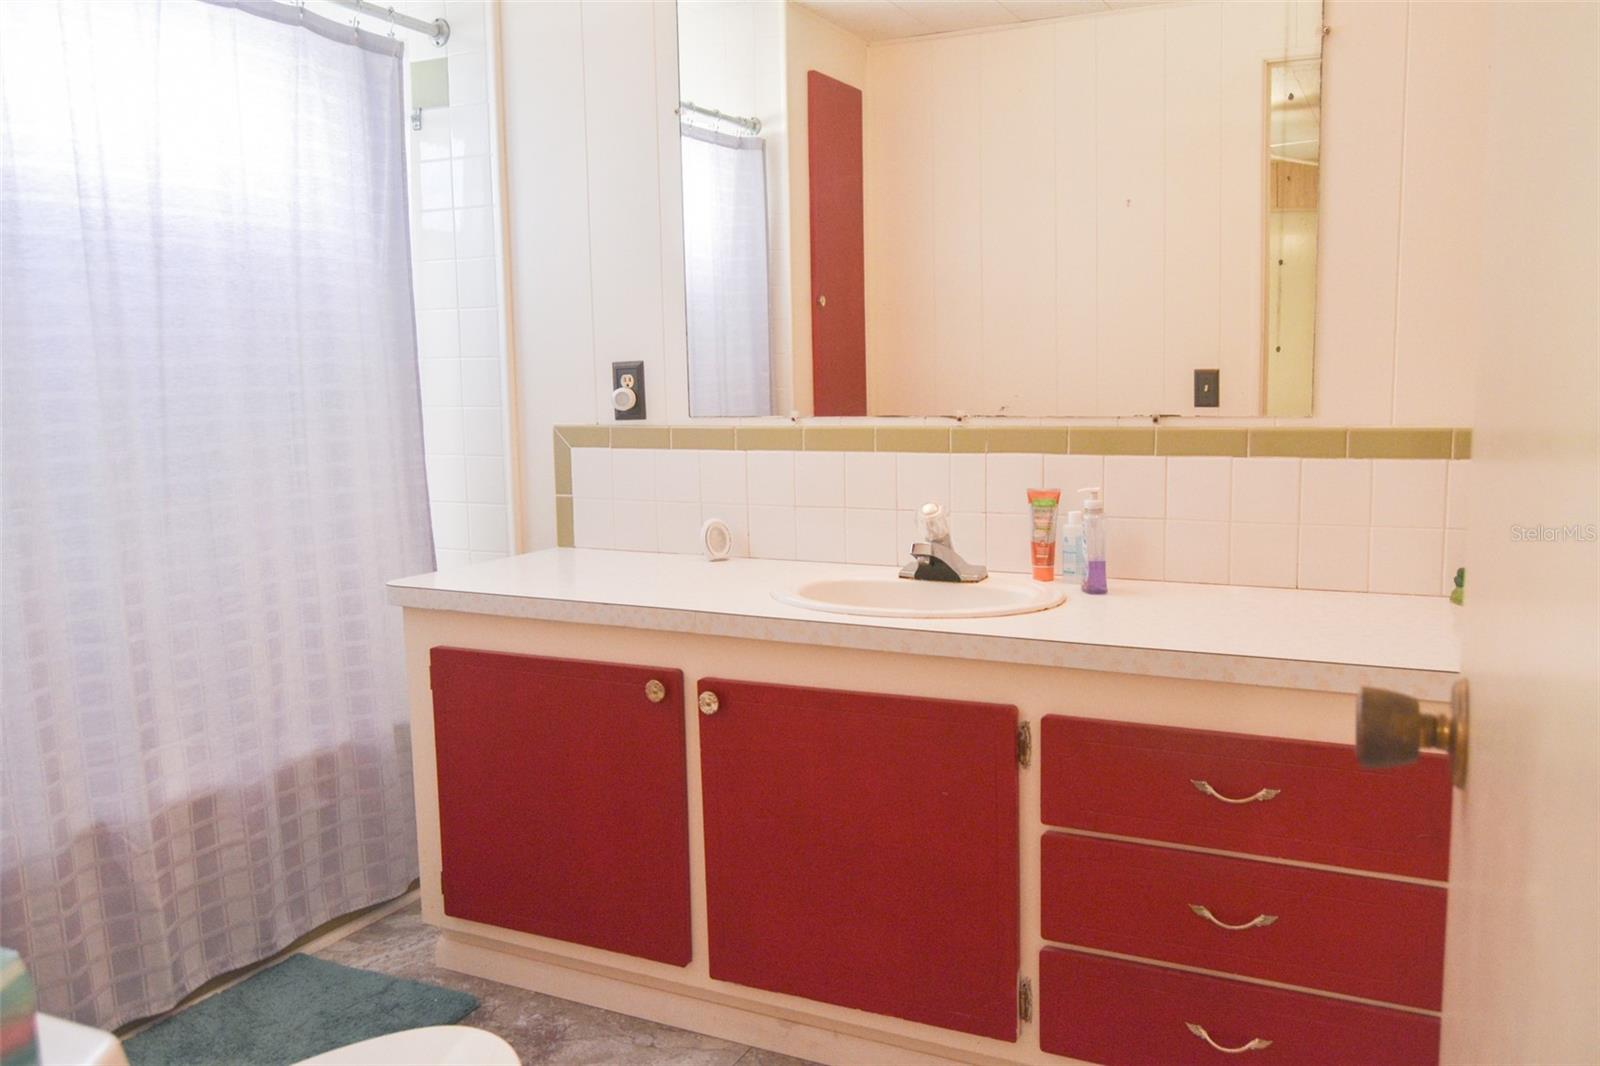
top-left (676, 0), bottom-right (1324, 419)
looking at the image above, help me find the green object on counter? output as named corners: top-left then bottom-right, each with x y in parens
top-left (1450, 567), bottom-right (1466, 605)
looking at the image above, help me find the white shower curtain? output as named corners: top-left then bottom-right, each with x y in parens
top-left (681, 124), bottom-right (773, 417)
top-left (0, 0), bottom-right (433, 1027)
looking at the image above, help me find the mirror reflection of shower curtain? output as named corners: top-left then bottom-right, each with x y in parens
top-left (681, 125), bottom-right (772, 417)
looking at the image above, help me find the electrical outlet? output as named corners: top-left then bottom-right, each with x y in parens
top-left (612, 361), bottom-right (646, 421)
top-left (1194, 369), bottom-right (1220, 408)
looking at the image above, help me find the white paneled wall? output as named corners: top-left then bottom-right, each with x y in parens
top-left (569, 450), bottom-right (1470, 596)
top-left (864, 2), bottom-right (1321, 417)
top-left (500, 1), bottom-right (1492, 550)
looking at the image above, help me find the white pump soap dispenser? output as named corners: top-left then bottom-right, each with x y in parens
top-left (1079, 487), bottom-right (1107, 594)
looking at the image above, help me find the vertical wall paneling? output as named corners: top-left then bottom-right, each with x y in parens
top-left (1163, 3), bottom-right (1223, 414)
top-left (1390, 1), bottom-right (1488, 426)
top-left (1095, 8), bottom-right (1165, 415)
top-left (654, 1), bottom-right (692, 430)
top-left (1053, 18), bottom-right (1098, 415)
top-left (928, 38), bottom-right (984, 420)
top-left (980, 27), bottom-right (1057, 415)
top-left (1309, 0), bottom-right (1408, 426)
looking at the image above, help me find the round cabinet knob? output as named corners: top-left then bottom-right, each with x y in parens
top-left (644, 679), bottom-right (666, 703)
top-left (816, 294), bottom-right (827, 308)
top-left (698, 691), bottom-right (720, 716)
top-left (611, 385), bottom-right (637, 413)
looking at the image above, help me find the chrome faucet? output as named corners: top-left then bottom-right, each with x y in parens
top-left (899, 503), bottom-right (988, 583)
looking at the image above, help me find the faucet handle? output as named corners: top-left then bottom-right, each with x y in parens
top-left (918, 502), bottom-right (950, 544)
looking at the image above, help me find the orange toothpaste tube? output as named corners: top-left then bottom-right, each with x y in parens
top-left (1028, 489), bottom-right (1061, 581)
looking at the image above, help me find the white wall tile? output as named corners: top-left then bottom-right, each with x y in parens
top-left (951, 454), bottom-right (987, 512)
top-left (1371, 459), bottom-right (1447, 528)
top-left (448, 103), bottom-right (491, 158)
top-left (1442, 528), bottom-right (1467, 596)
top-left (456, 257), bottom-right (497, 308)
top-left (701, 450), bottom-right (748, 504)
top-left (1298, 524), bottom-right (1368, 591)
top-left (951, 512), bottom-right (987, 566)
top-left (986, 453), bottom-right (1042, 514)
top-left (447, 51), bottom-right (489, 105)
top-left (1370, 527), bottom-right (1443, 596)
top-left (570, 448), bottom-right (611, 498)
top-left (747, 451), bottom-right (796, 506)
top-left (845, 452), bottom-right (896, 509)
top-left (415, 261), bottom-right (457, 311)
top-left (419, 359), bottom-right (462, 407)
top-left (452, 156), bottom-right (492, 209)
top-left (417, 114), bottom-right (453, 162)
top-left (986, 513), bottom-right (1031, 573)
top-left (1043, 456), bottom-right (1104, 506)
top-left (426, 454), bottom-right (467, 503)
top-left (419, 160), bottom-right (454, 210)
top-left (434, 548), bottom-right (471, 571)
top-left (1104, 456), bottom-right (1166, 518)
top-left (795, 452), bottom-right (845, 507)
top-left (462, 407), bottom-right (502, 455)
top-left (458, 307), bottom-right (497, 359)
top-left (1230, 523), bottom-right (1297, 588)
top-left (795, 507), bottom-right (846, 562)
top-left (454, 207), bottom-right (495, 259)
top-left (416, 309), bottom-right (460, 360)
top-left (654, 450), bottom-right (701, 502)
top-left (609, 449), bottom-right (654, 501)
top-left (1446, 460), bottom-right (1470, 529)
top-left (845, 508), bottom-right (897, 564)
top-left (657, 500), bottom-right (703, 554)
top-left (468, 502), bottom-right (510, 553)
top-left (1164, 520), bottom-right (1229, 583)
top-left (1164, 457), bottom-right (1230, 521)
top-left (417, 209), bottom-right (456, 260)
top-left (1231, 458), bottom-right (1300, 524)
top-left (610, 499), bottom-right (657, 552)
top-left (464, 455), bottom-right (506, 504)
top-left (1300, 459), bottom-right (1372, 526)
top-left (701, 504), bottom-right (748, 556)
top-left (459, 358), bottom-right (501, 407)
top-left (422, 405), bottom-right (464, 455)
top-left (1105, 516), bottom-right (1164, 580)
top-left (748, 505), bottom-right (798, 559)
top-left (572, 497), bottom-right (612, 548)
top-left (896, 453), bottom-right (951, 510)
top-left (431, 501), bottom-right (470, 551)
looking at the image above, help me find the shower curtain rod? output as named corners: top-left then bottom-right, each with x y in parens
top-left (679, 100), bottom-right (761, 135)
top-left (320, 0), bottom-right (450, 46)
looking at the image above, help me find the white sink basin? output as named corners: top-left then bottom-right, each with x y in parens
top-left (773, 576), bottom-right (1067, 619)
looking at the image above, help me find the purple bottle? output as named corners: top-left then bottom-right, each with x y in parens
top-left (1079, 487), bottom-right (1107, 594)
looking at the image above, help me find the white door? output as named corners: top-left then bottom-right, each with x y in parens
top-left (1438, 4), bottom-right (1599, 1063)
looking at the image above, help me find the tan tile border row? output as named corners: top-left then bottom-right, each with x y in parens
top-left (558, 425), bottom-right (1470, 458)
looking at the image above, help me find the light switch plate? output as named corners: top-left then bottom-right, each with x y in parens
top-left (1194, 369), bottom-right (1220, 408)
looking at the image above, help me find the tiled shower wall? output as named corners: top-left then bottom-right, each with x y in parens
top-left (401, 1), bottom-right (512, 569)
top-left (558, 429), bottom-right (1471, 597)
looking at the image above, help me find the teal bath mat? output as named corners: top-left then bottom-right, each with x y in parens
top-left (124, 954), bottom-right (478, 1066)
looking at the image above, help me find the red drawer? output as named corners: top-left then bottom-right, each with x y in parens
top-left (1041, 833), bottom-right (1446, 1009)
top-left (1040, 715), bottom-right (1452, 879)
top-left (1039, 948), bottom-right (1440, 1065)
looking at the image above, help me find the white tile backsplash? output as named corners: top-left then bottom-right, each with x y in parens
top-left (459, 358), bottom-right (500, 407)
top-left (985, 454), bottom-right (1042, 514)
top-left (1372, 459), bottom-right (1447, 528)
top-left (1232, 458), bottom-right (1301, 524)
top-left (845, 452), bottom-right (895, 509)
top-left (1442, 528), bottom-right (1467, 596)
top-left (565, 445), bottom-right (1464, 596)
top-left (746, 451), bottom-right (796, 506)
top-left (1164, 457), bottom-right (1230, 522)
top-left (795, 451), bottom-right (845, 508)
top-left (1104, 456), bottom-right (1166, 518)
top-left (1300, 459), bottom-right (1372, 526)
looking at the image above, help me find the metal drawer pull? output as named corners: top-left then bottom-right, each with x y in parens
top-left (1192, 779), bottom-right (1281, 805)
top-left (1189, 903), bottom-right (1279, 931)
top-left (1186, 1023), bottom-right (1273, 1054)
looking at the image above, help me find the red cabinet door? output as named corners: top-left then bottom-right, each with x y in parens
top-left (698, 678), bottom-right (1019, 1041)
top-left (430, 647), bottom-right (691, 966)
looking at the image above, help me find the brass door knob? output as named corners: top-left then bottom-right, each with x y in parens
top-left (644, 679), bottom-right (666, 703)
top-left (1356, 679), bottom-right (1469, 788)
top-left (698, 691), bottom-right (720, 716)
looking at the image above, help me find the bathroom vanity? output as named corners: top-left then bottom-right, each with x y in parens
top-left (390, 549), bottom-right (1458, 1066)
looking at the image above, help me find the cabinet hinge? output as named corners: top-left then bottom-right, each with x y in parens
top-left (1018, 976), bottom-right (1033, 1023)
top-left (1016, 721), bottom-right (1032, 768)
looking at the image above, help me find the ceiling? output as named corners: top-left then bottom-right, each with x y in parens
top-left (793, 0), bottom-right (1174, 43)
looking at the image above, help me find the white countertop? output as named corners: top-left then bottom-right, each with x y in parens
top-left (388, 549), bottom-right (1461, 699)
